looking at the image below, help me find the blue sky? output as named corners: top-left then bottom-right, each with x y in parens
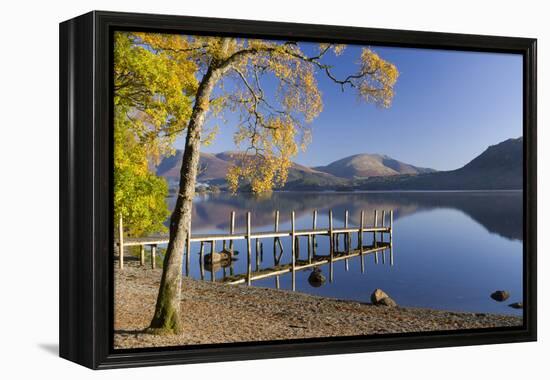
top-left (176, 43), bottom-right (522, 171)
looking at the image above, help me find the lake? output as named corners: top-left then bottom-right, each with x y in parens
top-left (167, 190), bottom-right (523, 317)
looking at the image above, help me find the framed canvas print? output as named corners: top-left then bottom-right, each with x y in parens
top-left (59, 11), bottom-right (537, 369)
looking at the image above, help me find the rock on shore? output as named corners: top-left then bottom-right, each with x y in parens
top-left (371, 289), bottom-right (397, 307)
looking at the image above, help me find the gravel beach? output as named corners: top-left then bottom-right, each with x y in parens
top-left (114, 263), bottom-right (522, 349)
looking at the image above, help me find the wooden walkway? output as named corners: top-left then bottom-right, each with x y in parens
top-left (116, 208), bottom-right (393, 290)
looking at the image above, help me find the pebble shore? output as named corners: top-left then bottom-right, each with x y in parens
top-left (114, 263), bottom-right (522, 349)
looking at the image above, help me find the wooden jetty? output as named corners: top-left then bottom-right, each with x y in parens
top-left (116, 209), bottom-right (394, 290)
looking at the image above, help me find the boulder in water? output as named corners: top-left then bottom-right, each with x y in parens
top-left (204, 251), bottom-right (231, 264)
top-left (508, 302), bottom-right (523, 309)
top-left (308, 268), bottom-right (326, 288)
top-left (490, 290), bottom-right (510, 302)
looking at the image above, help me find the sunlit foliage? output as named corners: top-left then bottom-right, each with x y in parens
top-left (114, 107), bottom-right (170, 236)
top-left (114, 32), bottom-right (197, 235)
top-left (132, 35), bottom-right (399, 194)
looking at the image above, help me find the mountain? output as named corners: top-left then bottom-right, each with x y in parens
top-left (157, 151), bottom-right (230, 181)
top-left (157, 137), bottom-right (522, 191)
top-left (315, 153), bottom-right (435, 179)
top-left (156, 151), bottom-right (347, 189)
top-left (353, 137), bottom-right (523, 190)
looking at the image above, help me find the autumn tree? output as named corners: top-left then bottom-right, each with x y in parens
top-left (131, 34), bottom-right (399, 334)
top-left (114, 32), bottom-right (197, 236)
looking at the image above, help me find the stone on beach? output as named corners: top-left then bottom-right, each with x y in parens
top-left (371, 288), bottom-right (397, 307)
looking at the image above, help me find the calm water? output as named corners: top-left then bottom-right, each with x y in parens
top-left (167, 191), bottom-right (523, 317)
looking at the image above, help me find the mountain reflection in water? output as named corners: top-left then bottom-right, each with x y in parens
top-left (167, 191), bottom-right (523, 316)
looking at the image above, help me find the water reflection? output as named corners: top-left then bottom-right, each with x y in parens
top-left (175, 191), bottom-right (523, 242)
top-left (166, 191), bottom-right (522, 316)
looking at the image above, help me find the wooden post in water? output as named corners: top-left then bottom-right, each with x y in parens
top-left (273, 211), bottom-right (281, 288)
top-left (118, 213), bottom-right (124, 270)
top-left (151, 244), bottom-right (157, 269)
top-left (307, 235), bottom-right (312, 263)
top-left (358, 210), bottom-right (364, 251)
top-left (329, 209), bottom-right (334, 283)
top-left (255, 238), bottom-right (261, 271)
top-left (381, 210), bottom-right (386, 243)
top-left (246, 211), bottom-right (252, 286)
top-left (291, 211), bottom-right (296, 291)
top-left (374, 210), bottom-right (379, 264)
top-left (390, 210), bottom-right (394, 243)
top-left (273, 210), bottom-right (280, 259)
top-left (260, 242), bottom-right (264, 262)
top-left (140, 245), bottom-right (145, 266)
top-left (344, 210), bottom-right (350, 271)
top-left (199, 242), bottom-right (205, 264)
top-left (390, 242), bottom-right (394, 267)
top-left (312, 210), bottom-right (318, 256)
top-left (329, 210), bottom-right (334, 255)
top-left (390, 210), bottom-right (394, 267)
top-left (345, 210), bottom-right (350, 253)
top-left (211, 240), bottom-right (216, 282)
top-left (229, 211), bottom-right (235, 255)
top-left (199, 252), bottom-right (205, 280)
top-left (186, 220), bottom-right (191, 276)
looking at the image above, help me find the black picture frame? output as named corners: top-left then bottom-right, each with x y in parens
top-left (59, 10), bottom-right (537, 369)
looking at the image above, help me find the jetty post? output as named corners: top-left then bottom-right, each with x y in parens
top-left (344, 210), bottom-right (351, 253)
top-left (312, 209), bottom-right (318, 257)
top-left (360, 210), bottom-right (365, 273)
top-left (373, 210), bottom-right (379, 264)
top-left (390, 210), bottom-right (394, 266)
top-left (381, 210), bottom-right (386, 243)
top-left (273, 210), bottom-right (281, 288)
top-left (211, 239), bottom-right (216, 282)
top-left (246, 211), bottom-right (252, 285)
top-left (199, 242), bottom-right (205, 279)
top-left (329, 209), bottom-right (334, 283)
top-left (255, 238), bottom-right (261, 271)
top-left (118, 213), bottom-right (124, 269)
top-left (381, 210), bottom-right (387, 264)
top-left (291, 211), bottom-right (296, 291)
top-left (273, 210), bottom-right (281, 258)
top-left (344, 210), bottom-right (351, 272)
top-left (229, 211), bottom-right (235, 255)
top-left (358, 210), bottom-right (364, 250)
top-left (199, 252), bottom-right (205, 280)
top-left (140, 245), bottom-right (145, 266)
top-left (185, 220), bottom-right (191, 276)
top-left (151, 244), bottom-right (156, 269)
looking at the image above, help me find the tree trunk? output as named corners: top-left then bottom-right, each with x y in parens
top-left (148, 66), bottom-right (221, 334)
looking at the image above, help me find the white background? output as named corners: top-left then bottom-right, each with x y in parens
top-left (0, 0), bottom-right (546, 378)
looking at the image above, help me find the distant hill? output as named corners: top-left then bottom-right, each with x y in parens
top-left (157, 151), bottom-right (230, 181)
top-left (353, 137), bottom-right (523, 190)
top-left (315, 153), bottom-right (435, 179)
top-left (156, 151), bottom-right (347, 189)
top-left (157, 137), bottom-right (522, 191)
